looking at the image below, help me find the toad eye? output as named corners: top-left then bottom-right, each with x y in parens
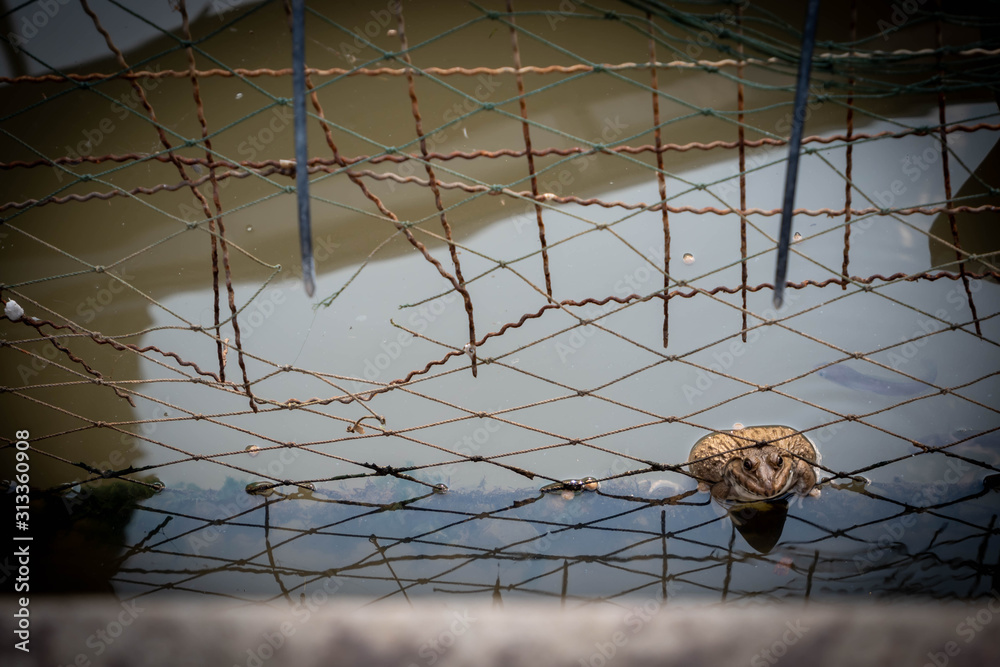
top-left (774, 455), bottom-right (784, 466)
top-left (742, 459), bottom-right (754, 471)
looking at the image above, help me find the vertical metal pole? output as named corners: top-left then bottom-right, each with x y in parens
top-left (773, 0), bottom-right (821, 309)
top-left (292, 0), bottom-right (315, 296)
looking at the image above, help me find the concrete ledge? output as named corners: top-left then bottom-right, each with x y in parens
top-left (4, 598), bottom-right (1000, 667)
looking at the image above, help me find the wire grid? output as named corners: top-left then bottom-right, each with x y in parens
top-left (1, 0), bottom-right (1000, 606)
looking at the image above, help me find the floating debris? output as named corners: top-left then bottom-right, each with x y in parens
top-left (463, 343), bottom-right (476, 359)
top-left (792, 232), bottom-right (802, 243)
top-left (387, 28), bottom-right (398, 37)
top-left (246, 225), bottom-right (253, 232)
top-left (830, 476), bottom-right (871, 494)
top-left (433, 483), bottom-right (449, 494)
top-left (297, 482), bottom-right (316, 492)
top-left (235, 92), bottom-right (243, 100)
top-left (4, 299), bottom-right (24, 321)
top-left (245, 481), bottom-right (275, 496)
top-left (150, 481), bottom-right (166, 494)
top-left (245, 444), bottom-right (261, 457)
top-left (682, 253), bottom-right (695, 265)
top-left (348, 415), bottom-right (386, 434)
top-left (541, 476), bottom-right (600, 496)
top-left (733, 422), bottom-right (744, 430)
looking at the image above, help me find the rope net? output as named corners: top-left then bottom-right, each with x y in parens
top-left (1, 0), bottom-right (999, 607)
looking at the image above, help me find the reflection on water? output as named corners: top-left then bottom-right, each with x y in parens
top-left (23, 467), bottom-right (994, 604)
top-left (1, 0), bottom-right (999, 608)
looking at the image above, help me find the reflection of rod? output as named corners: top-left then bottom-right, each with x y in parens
top-left (292, 0), bottom-right (315, 296)
top-left (773, 0), bottom-right (821, 309)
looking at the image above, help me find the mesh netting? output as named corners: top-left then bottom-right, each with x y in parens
top-left (1, 0), bottom-right (999, 606)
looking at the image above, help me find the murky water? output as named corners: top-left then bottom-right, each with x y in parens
top-left (1, 0), bottom-right (999, 606)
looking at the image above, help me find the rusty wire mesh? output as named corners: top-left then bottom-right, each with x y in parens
top-left (1, 0), bottom-right (999, 608)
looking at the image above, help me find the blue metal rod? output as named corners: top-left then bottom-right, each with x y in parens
top-left (292, 0), bottom-right (315, 297)
top-left (773, 0), bottom-right (821, 309)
